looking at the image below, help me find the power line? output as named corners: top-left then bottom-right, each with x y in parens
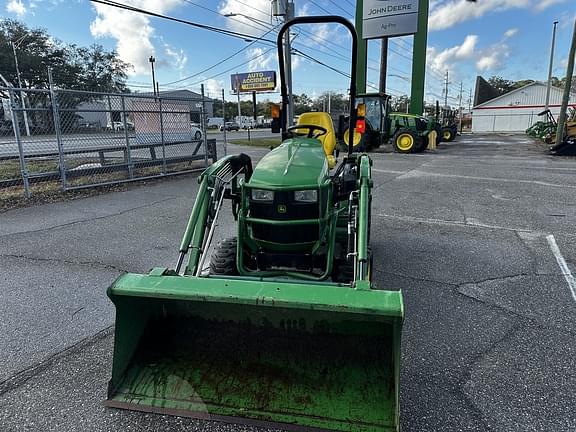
top-left (180, 0), bottom-right (272, 35)
top-left (230, 0), bottom-right (271, 19)
top-left (308, 0), bottom-right (332, 15)
top-left (182, 48), bottom-right (275, 89)
top-left (325, 0), bottom-right (355, 17)
top-left (161, 23), bottom-right (281, 86)
top-left (88, 0), bottom-right (277, 44)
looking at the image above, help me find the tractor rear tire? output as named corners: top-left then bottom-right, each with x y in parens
top-left (209, 237), bottom-right (238, 275)
top-left (392, 130), bottom-right (420, 153)
top-left (441, 127), bottom-right (456, 142)
top-left (343, 127), bottom-right (367, 152)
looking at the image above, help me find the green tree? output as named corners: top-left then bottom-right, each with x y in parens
top-left (312, 92), bottom-right (348, 113)
top-left (512, 79), bottom-right (535, 89)
top-left (0, 19), bottom-right (129, 92)
top-left (70, 44), bottom-right (130, 93)
top-left (487, 76), bottom-right (517, 95)
top-left (390, 95), bottom-right (410, 113)
top-left (294, 93), bottom-right (313, 115)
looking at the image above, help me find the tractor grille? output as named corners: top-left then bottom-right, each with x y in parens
top-left (250, 191), bottom-right (320, 244)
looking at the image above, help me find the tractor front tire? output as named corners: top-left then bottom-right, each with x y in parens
top-left (392, 130), bottom-right (420, 153)
top-left (209, 237), bottom-right (238, 275)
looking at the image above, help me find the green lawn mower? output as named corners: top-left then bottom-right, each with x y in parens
top-left (104, 16), bottom-right (403, 432)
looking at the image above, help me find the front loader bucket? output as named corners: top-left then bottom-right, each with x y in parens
top-left (105, 270), bottom-right (403, 432)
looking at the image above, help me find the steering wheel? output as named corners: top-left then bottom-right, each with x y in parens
top-left (287, 124), bottom-right (328, 139)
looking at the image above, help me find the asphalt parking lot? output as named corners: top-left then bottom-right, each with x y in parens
top-left (1, 134), bottom-right (575, 432)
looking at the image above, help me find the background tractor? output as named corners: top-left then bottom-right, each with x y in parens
top-left (105, 16), bottom-right (403, 432)
top-left (340, 92), bottom-right (437, 153)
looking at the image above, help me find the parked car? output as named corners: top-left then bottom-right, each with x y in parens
top-left (220, 122), bottom-right (240, 132)
top-left (191, 125), bottom-right (203, 140)
top-left (109, 121), bottom-right (134, 131)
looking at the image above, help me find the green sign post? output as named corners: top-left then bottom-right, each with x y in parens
top-left (409, 0), bottom-right (429, 115)
top-left (355, 0), bottom-right (368, 94)
top-left (354, 0), bottom-right (429, 114)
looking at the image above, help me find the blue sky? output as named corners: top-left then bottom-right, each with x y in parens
top-left (2, 0), bottom-right (575, 108)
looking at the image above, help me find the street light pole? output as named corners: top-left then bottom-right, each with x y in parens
top-left (545, 20), bottom-right (559, 110)
top-left (149, 56), bottom-right (156, 97)
top-left (235, 73), bottom-right (242, 122)
top-left (11, 38), bottom-right (31, 136)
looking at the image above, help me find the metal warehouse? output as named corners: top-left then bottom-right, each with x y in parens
top-left (472, 82), bottom-right (575, 133)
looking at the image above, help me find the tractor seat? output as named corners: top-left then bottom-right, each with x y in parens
top-left (297, 112), bottom-right (337, 169)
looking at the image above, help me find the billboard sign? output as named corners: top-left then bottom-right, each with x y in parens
top-left (231, 71), bottom-right (276, 93)
top-left (363, 0), bottom-right (419, 39)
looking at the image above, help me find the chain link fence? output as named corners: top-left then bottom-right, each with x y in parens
top-left (1, 81), bottom-right (216, 198)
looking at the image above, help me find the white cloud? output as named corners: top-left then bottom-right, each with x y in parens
top-left (503, 28), bottom-right (519, 38)
top-left (6, 0), bottom-right (27, 16)
top-left (205, 78), bottom-right (225, 98)
top-left (164, 45), bottom-right (188, 72)
top-left (475, 30), bottom-right (513, 72)
top-left (218, 0), bottom-right (274, 38)
top-left (90, 0), bottom-right (184, 75)
top-left (476, 55), bottom-right (500, 71)
top-left (535, 0), bottom-right (567, 11)
top-left (247, 47), bottom-right (275, 72)
top-left (427, 35), bottom-right (478, 75)
top-left (429, 0), bottom-right (530, 31)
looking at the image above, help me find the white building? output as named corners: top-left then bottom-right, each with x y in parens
top-left (472, 82), bottom-right (575, 133)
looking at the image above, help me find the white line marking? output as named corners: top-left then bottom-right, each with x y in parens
top-left (371, 168), bottom-right (576, 189)
top-left (376, 213), bottom-right (535, 233)
top-left (546, 234), bottom-right (576, 302)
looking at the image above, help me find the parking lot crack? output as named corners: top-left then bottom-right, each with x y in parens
top-left (458, 320), bottom-right (523, 430)
top-left (1, 253), bottom-right (129, 273)
top-left (0, 327), bottom-right (113, 395)
top-left (375, 269), bottom-right (457, 286)
top-left (0, 196), bottom-right (178, 238)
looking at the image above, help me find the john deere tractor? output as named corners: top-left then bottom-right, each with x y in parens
top-left (104, 16), bottom-right (403, 432)
top-left (341, 92), bottom-right (436, 153)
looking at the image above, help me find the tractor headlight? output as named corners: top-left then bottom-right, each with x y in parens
top-left (294, 190), bottom-right (317, 202)
top-left (251, 189), bottom-right (274, 201)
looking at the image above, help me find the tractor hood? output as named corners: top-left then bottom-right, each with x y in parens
top-left (248, 138), bottom-right (329, 189)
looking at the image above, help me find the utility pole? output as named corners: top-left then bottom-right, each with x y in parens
top-left (235, 73), bottom-right (241, 121)
top-left (284, 0), bottom-right (295, 125)
top-left (545, 20), bottom-right (559, 110)
top-left (458, 81), bottom-right (463, 132)
top-left (554, 18), bottom-right (576, 148)
top-left (149, 56), bottom-right (156, 97)
top-left (222, 88), bottom-right (227, 156)
top-left (327, 91), bottom-right (331, 113)
top-left (379, 38), bottom-right (388, 93)
top-left (11, 39), bottom-right (30, 136)
top-left (443, 70), bottom-right (449, 123)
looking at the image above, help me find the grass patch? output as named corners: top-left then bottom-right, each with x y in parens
top-left (0, 158), bottom-right (210, 212)
top-left (228, 137), bottom-right (281, 148)
top-left (0, 159), bottom-right (59, 180)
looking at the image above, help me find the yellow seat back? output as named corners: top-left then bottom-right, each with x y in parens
top-left (297, 112), bottom-right (337, 169)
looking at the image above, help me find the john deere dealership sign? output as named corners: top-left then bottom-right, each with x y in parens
top-left (363, 0), bottom-right (419, 39)
top-left (231, 71), bottom-right (276, 93)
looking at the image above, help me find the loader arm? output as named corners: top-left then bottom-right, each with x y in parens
top-left (176, 154), bottom-right (252, 276)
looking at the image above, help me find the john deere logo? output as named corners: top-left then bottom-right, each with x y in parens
top-left (277, 204), bottom-right (287, 214)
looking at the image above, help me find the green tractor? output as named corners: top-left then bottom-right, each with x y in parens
top-left (105, 16), bottom-right (403, 432)
top-left (341, 93), bottom-right (436, 153)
